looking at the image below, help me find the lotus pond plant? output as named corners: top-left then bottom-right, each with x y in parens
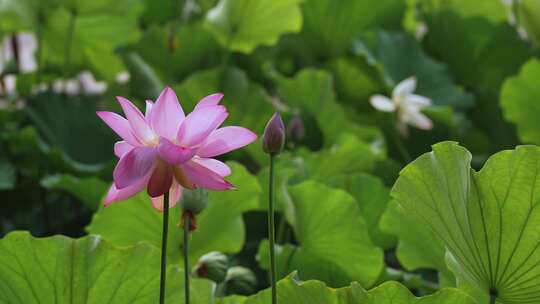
top-left (2, 1), bottom-right (540, 304)
top-left (97, 87), bottom-right (256, 303)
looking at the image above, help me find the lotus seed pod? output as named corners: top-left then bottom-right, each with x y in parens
top-left (181, 188), bottom-right (208, 215)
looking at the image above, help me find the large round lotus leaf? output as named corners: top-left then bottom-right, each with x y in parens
top-left (0, 231), bottom-right (213, 303)
top-left (390, 141), bottom-right (540, 303)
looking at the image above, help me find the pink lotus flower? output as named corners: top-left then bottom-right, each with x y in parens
top-left (97, 87), bottom-right (257, 211)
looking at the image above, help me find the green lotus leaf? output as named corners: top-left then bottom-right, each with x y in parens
top-left (255, 136), bottom-right (388, 252)
top-left (501, 58), bottom-right (540, 145)
top-left (140, 0), bottom-right (183, 25)
top-left (356, 31), bottom-right (474, 109)
top-left (257, 180), bottom-right (384, 288)
top-left (518, 0), bottom-right (540, 47)
top-left (219, 272), bottom-right (476, 303)
top-left (25, 92), bottom-right (116, 165)
top-left (205, 0), bottom-right (303, 53)
top-left (421, 0), bottom-right (528, 90)
top-left (299, 0), bottom-right (405, 57)
top-left (0, 231), bottom-right (213, 303)
top-left (328, 57), bottom-right (383, 106)
top-left (256, 133), bottom-right (381, 212)
top-left (298, 134), bottom-right (381, 182)
top-left (425, 0), bottom-right (506, 22)
top-left (341, 173), bottom-right (395, 249)
top-left (87, 162), bottom-right (260, 263)
top-left (42, 0), bottom-right (142, 80)
top-left (133, 23), bottom-right (221, 83)
top-left (0, 0), bottom-right (61, 33)
top-left (122, 51), bottom-right (164, 101)
top-left (380, 198), bottom-right (456, 287)
top-left (418, 3), bottom-right (529, 152)
top-left (3, 125), bottom-right (106, 175)
top-left (390, 141), bottom-right (540, 303)
top-left (276, 68), bottom-right (384, 148)
top-left (40, 174), bottom-right (108, 209)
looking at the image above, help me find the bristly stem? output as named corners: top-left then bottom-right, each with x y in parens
top-left (268, 154), bottom-right (277, 304)
top-left (159, 192), bottom-right (170, 304)
top-left (184, 213), bottom-right (191, 304)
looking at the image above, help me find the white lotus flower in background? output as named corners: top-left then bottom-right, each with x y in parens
top-left (0, 33), bottom-right (37, 108)
top-left (370, 76), bottom-right (433, 136)
top-left (0, 75), bottom-right (15, 95)
top-left (0, 33), bottom-right (37, 73)
top-left (517, 26), bottom-right (529, 41)
top-left (415, 22), bottom-right (428, 40)
top-left (501, 0), bottom-right (514, 6)
top-left (0, 75), bottom-right (20, 109)
top-left (51, 70), bottom-right (107, 96)
top-left (115, 71), bottom-right (130, 84)
top-left (500, 0), bottom-right (530, 41)
top-left (16, 33), bottom-right (37, 73)
top-left (78, 71), bottom-right (107, 94)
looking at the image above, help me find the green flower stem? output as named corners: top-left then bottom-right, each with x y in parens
top-left (214, 282), bottom-right (226, 297)
top-left (10, 35), bottom-right (20, 69)
top-left (489, 293), bottom-right (497, 304)
top-left (389, 113), bottom-right (411, 163)
top-left (392, 131), bottom-right (411, 163)
top-left (159, 192), bottom-right (170, 304)
top-left (63, 9), bottom-right (77, 82)
top-left (35, 11), bottom-right (45, 84)
top-left (184, 213), bottom-right (191, 304)
top-left (268, 154), bottom-right (277, 304)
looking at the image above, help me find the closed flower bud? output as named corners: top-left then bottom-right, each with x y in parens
top-left (287, 114), bottom-right (305, 142)
top-left (181, 188), bottom-right (209, 215)
top-left (193, 251), bottom-right (229, 283)
top-left (225, 266), bottom-right (257, 295)
top-left (263, 112), bottom-right (285, 155)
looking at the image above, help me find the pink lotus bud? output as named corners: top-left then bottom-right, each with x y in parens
top-left (287, 114), bottom-right (305, 142)
top-left (262, 112), bottom-right (285, 155)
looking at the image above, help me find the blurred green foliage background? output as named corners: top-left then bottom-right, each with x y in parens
top-left (1, 0), bottom-right (540, 301)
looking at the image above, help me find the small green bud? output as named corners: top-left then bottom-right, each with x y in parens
top-left (225, 266), bottom-right (257, 295)
top-left (193, 251), bottom-right (229, 283)
top-left (262, 112), bottom-right (285, 155)
top-left (181, 188), bottom-right (208, 215)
